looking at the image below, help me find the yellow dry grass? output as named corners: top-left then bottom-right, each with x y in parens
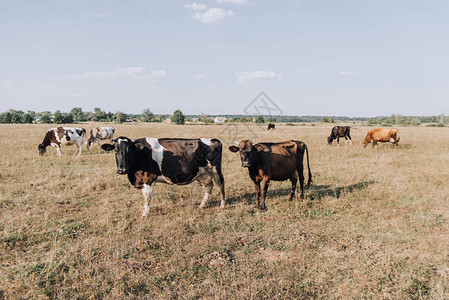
top-left (1, 122), bottom-right (449, 299)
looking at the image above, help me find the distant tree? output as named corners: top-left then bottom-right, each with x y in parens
top-left (322, 116), bottom-right (329, 123)
top-left (40, 113), bottom-right (52, 124)
top-left (22, 113), bottom-right (33, 124)
top-left (171, 109), bottom-right (185, 125)
top-left (63, 113), bottom-right (74, 124)
top-left (53, 110), bottom-right (64, 124)
top-left (93, 108), bottom-right (107, 121)
top-left (411, 118), bottom-right (420, 126)
top-left (386, 114), bottom-right (395, 124)
top-left (71, 107), bottom-right (86, 122)
top-left (10, 110), bottom-right (23, 123)
top-left (141, 109), bottom-right (154, 122)
top-left (255, 116), bottom-right (265, 124)
top-left (113, 111), bottom-right (127, 124)
top-left (0, 112), bottom-right (12, 123)
top-left (367, 118), bottom-right (377, 125)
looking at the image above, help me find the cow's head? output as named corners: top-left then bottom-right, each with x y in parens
top-left (229, 138), bottom-right (257, 168)
top-left (327, 136), bottom-right (334, 145)
top-left (101, 137), bottom-right (145, 175)
top-left (38, 144), bottom-right (47, 155)
top-left (361, 137), bottom-right (370, 147)
top-left (86, 133), bottom-right (96, 150)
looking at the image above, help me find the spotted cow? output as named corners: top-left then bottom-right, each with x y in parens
top-left (87, 127), bottom-right (115, 150)
top-left (38, 127), bottom-right (86, 156)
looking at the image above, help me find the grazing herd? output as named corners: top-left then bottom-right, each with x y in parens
top-left (38, 125), bottom-right (400, 216)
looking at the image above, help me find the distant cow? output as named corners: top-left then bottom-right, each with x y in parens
top-left (229, 139), bottom-right (312, 210)
top-left (327, 126), bottom-right (352, 146)
top-left (87, 127), bottom-right (115, 150)
top-left (267, 123), bottom-right (276, 130)
top-left (38, 127), bottom-right (86, 156)
top-left (362, 128), bottom-right (400, 147)
top-left (101, 137), bottom-right (226, 217)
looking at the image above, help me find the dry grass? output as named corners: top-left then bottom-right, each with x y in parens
top-left (1, 122), bottom-right (449, 299)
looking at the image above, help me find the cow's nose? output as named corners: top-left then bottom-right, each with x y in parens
top-left (117, 169), bottom-right (127, 174)
top-left (242, 162), bottom-right (250, 167)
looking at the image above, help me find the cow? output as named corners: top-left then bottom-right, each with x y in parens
top-left (327, 126), bottom-right (352, 146)
top-left (229, 139), bottom-right (312, 210)
top-left (87, 127), bottom-right (115, 150)
top-left (361, 128), bottom-right (400, 147)
top-left (267, 123), bottom-right (276, 130)
top-left (38, 127), bottom-right (86, 156)
top-left (101, 137), bottom-right (226, 217)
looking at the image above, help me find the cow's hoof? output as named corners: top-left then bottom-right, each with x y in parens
top-left (300, 194), bottom-right (305, 200)
top-left (199, 204), bottom-right (206, 209)
top-left (258, 205), bottom-right (267, 211)
top-left (142, 210), bottom-right (150, 217)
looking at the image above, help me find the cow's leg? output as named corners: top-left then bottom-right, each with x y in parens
top-left (289, 177), bottom-right (297, 201)
top-left (77, 141), bottom-right (82, 156)
top-left (254, 180), bottom-right (261, 207)
top-left (373, 140), bottom-right (377, 147)
top-left (337, 137), bottom-right (340, 146)
top-left (199, 181), bottom-right (214, 209)
top-left (260, 178), bottom-right (270, 210)
top-left (142, 183), bottom-right (155, 217)
top-left (212, 173), bottom-right (226, 208)
top-left (298, 164), bottom-right (305, 199)
top-left (56, 146), bottom-right (62, 157)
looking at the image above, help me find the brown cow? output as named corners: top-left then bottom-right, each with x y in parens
top-left (361, 128), bottom-right (400, 147)
top-left (229, 139), bottom-right (312, 210)
top-left (267, 123), bottom-right (276, 130)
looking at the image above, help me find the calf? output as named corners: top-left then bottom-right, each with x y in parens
top-left (229, 139), bottom-right (312, 210)
top-left (101, 137), bottom-right (226, 217)
top-left (362, 128), bottom-right (400, 147)
top-left (87, 127), bottom-right (115, 150)
top-left (267, 123), bottom-right (276, 130)
top-left (327, 126), bottom-right (351, 145)
top-left (38, 127), bottom-right (86, 156)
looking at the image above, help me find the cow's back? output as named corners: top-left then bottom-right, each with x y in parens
top-left (256, 141), bottom-right (299, 181)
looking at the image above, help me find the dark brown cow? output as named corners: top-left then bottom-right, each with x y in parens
top-left (267, 123), bottom-right (276, 130)
top-left (229, 139), bottom-right (312, 210)
top-left (327, 126), bottom-right (352, 145)
top-left (362, 128), bottom-right (400, 147)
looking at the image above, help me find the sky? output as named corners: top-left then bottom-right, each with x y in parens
top-left (1, 0), bottom-right (449, 117)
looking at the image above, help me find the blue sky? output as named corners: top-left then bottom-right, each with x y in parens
top-left (1, 0), bottom-right (448, 116)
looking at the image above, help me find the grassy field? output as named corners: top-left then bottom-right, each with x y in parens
top-left (1, 122), bottom-right (449, 299)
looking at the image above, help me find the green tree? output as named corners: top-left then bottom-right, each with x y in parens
top-left (53, 110), bottom-right (64, 124)
top-left (63, 113), bottom-right (74, 124)
top-left (40, 113), bottom-right (52, 124)
top-left (113, 111), bottom-right (127, 124)
top-left (171, 109), bottom-right (185, 125)
top-left (22, 113), bottom-right (33, 123)
top-left (93, 108), bottom-right (107, 121)
top-left (367, 118), bottom-right (377, 125)
top-left (0, 112), bottom-right (12, 123)
top-left (411, 118), bottom-right (420, 126)
top-left (322, 116), bottom-right (329, 123)
top-left (71, 107), bottom-right (85, 122)
top-left (254, 116), bottom-right (265, 123)
top-left (141, 109), bottom-right (154, 122)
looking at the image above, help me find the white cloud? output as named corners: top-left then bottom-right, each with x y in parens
top-left (185, 3), bottom-right (207, 10)
top-left (67, 67), bottom-right (167, 81)
top-left (191, 74), bottom-right (209, 80)
top-left (236, 71), bottom-right (282, 82)
top-left (340, 71), bottom-right (361, 76)
top-left (216, 0), bottom-right (249, 4)
top-left (193, 8), bottom-right (234, 24)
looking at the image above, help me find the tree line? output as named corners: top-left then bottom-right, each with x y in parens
top-left (0, 108), bottom-right (447, 126)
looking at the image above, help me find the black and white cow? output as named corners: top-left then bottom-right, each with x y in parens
top-left (38, 127), bottom-right (86, 156)
top-left (101, 137), bottom-right (226, 217)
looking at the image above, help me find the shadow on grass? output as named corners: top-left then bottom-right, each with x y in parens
top-left (220, 181), bottom-right (375, 206)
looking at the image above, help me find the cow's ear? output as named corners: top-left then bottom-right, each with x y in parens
top-left (101, 144), bottom-right (115, 152)
top-left (134, 142), bottom-right (146, 150)
top-left (229, 145), bottom-right (239, 153)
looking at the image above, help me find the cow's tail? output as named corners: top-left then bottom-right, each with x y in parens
top-left (304, 143), bottom-right (312, 189)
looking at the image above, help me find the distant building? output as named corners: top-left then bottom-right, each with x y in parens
top-left (214, 117), bottom-right (227, 123)
top-left (163, 118), bottom-right (172, 123)
top-left (33, 115), bottom-right (42, 123)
